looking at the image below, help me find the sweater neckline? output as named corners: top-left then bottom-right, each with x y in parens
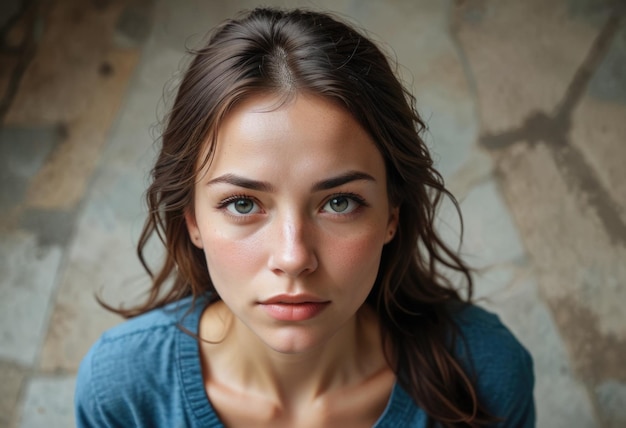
top-left (175, 298), bottom-right (414, 427)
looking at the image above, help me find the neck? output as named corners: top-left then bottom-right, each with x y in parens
top-left (199, 301), bottom-right (386, 408)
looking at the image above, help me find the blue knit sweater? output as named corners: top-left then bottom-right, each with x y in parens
top-left (75, 296), bottom-right (535, 427)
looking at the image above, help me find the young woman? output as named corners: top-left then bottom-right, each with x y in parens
top-left (75, 8), bottom-right (534, 427)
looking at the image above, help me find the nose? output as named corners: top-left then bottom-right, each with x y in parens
top-left (267, 213), bottom-right (318, 278)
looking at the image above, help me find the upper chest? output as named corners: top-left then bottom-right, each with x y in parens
top-left (204, 368), bottom-right (396, 428)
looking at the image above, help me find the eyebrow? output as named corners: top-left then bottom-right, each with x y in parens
top-left (311, 171), bottom-right (376, 191)
top-left (206, 174), bottom-right (275, 192)
top-left (206, 171), bottom-right (376, 192)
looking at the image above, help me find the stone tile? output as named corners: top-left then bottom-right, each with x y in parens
top-left (0, 126), bottom-right (62, 211)
top-left (496, 141), bottom-right (626, 360)
top-left (446, 148), bottom-right (494, 201)
top-left (588, 23), bottom-right (626, 105)
top-left (452, 0), bottom-right (599, 134)
top-left (417, 85), bottom-right (478, 180)
top-left (38, 198), bottom-right (152, 371)
top-left (101, 47), bottom-right (182, 167)
top-left (570, 98), bottom-right (626, 218)
top-left (472, 259), bottom-right (530, 302)
top-left (150, 0), bottom-right (235, 50)
top-left (0, 360), bottom-right (26, 428)
top-left (0, 231), bottom-right (62, 366)
top-left (438, 179), bottom-right (526, 269)
top-left (482, 278), bottom-right (598, 427)
top-left (595, 380), bottom-right (626, 427)
top-left (18, 208), bottom-right (77, 249)
top-left (0, 127), bottom-right (61, 178)
top-left (23, 48), bottom-right (139, 211)
top-left (566, 0), bottom-right (614, 24)
top-left (114, 0), bottom-right (156, 49)
top-left (4, 0), bottom-right (132, 125)
top-left (18, 376), bottom-right (75, 428)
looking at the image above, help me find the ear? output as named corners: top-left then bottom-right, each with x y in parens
top-left (184, 209), bottom-right (204, 249)
top-left (384, 206), bottom-right (400, 244)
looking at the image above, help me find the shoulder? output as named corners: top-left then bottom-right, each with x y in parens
top-left (85, 296), bottom-right (201, 367)
top-left (451, 304), bottom-right (533, 379)
top-left (74, 296), bottom-right (206, 427)
top-left (452, 304), bottom-right (535, 426)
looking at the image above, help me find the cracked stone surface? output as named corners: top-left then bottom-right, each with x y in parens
top-left (454, 0), bottom-right (626, 425)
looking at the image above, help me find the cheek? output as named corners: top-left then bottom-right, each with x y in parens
top-left (202, 231), bottom-right (265, 283)
top-left (321, 230), bottom-right (386, 280)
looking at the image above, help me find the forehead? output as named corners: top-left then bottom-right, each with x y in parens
top-left (199, 93), bottom-right (387, 183)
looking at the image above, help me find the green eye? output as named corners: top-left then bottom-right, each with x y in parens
top-left (329, 197), bottom-right (350, 212)
top-left (323, 195), bottom-right (363, 214)
top-left (226, 198), bottom-right (258, 215)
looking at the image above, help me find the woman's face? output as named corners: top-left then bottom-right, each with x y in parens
top-left (187, 93), bottom-right (398, 354)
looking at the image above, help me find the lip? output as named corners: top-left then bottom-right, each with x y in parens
top-left (258, 294), bottom-right (330, 321)
top-left (260, 294), bottom-right (329, 305)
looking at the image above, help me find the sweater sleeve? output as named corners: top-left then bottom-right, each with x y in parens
top-left (455, 305), bottom-right (536, 427)
top-left (479, 335), bottom-right (535, 427)
top-left (74, 341), bottom-right (116, 428)
top-left (73, 306), bottom-right (198, 428)
top-left (74, 330), bottom-right (177, 428)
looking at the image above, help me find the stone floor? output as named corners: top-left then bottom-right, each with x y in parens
top-left (1, 0), bottom-right (624, 427)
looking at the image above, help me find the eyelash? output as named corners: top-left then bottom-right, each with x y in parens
top-left (216, 194), bottom-right (260, 209)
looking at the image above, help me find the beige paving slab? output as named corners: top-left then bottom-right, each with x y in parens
top-left (4, 0), bottom-right (130, 125)
top-left (453, 1), bottom-right (625, 424)
top-left (496, 140), bottom-right (626, 340)
top-left (570, 98), bottom-right (626, 214)
top-left (452, 0), bottom-right (599, 134)
top-left (495, 140), bottom-right (626, 424)
top-left (22, 47), bottom-right (140, 211)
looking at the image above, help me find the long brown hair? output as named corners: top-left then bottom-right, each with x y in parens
top-left (106, 8), bottom-right (495, 426)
